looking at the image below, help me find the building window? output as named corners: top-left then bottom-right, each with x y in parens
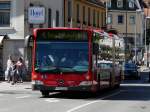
top-left (29, 3), bottom-right (34, 6)
top-left (97, 11), bottom-right (99, 27)
top-left (88, 7), bottom-right (91, 25)
top-left (129, 15), bottom-right (135, 24)
top-left (83, 6), bottom-right (86, 24)
top-left (102, 12), bottom-right (105, 27)
top-left (68, 0), bottom-right (72, 22)
top-left (129, 0), bottom-right (134, 8)
top-left (0, 1), bottom-right (10, 27)
top-left (39, 24), bottom-right (43, 28)
top-left (118, 15), bottom-right (124, 24)
top-left (48, 8), bottom-right (51, 28)
top-left (56, 10), bottom-right (59, 27)
top-left (93, 9), bottom-right (96, 26)
top-left (101, 12), bottom-right (104, 26)
top-left (117, 0), bottom-right (123, 8)
top-left (108, 14), bottom-right (112, 24)
top-left (76, 4), bottom-right (80, 23)
top-left (107, 0), bottom-right (111, 8)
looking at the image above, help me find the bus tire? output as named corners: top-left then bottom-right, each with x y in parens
top-left (115, 84), bottom-right (120, 88)
top-left (41, 90), bottom-right (49, 97)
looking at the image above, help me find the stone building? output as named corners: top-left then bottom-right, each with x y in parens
top-left (64, 0), bottom-right (106, 28)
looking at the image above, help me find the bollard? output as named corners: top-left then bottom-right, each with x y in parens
top-left (149, 69), bottom-right (150, 82)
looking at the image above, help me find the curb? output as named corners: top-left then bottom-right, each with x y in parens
top-left (0, 82), bottom-right (31, 91)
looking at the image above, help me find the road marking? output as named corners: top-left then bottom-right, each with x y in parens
top-left (45, 98), bottom-right (60, 103)
top-left (67, 91), bottom-right (122, 112)
top-left (121, 84), bottom-right (150, 86)
top-left (16, 95), bottom-right (31, 99)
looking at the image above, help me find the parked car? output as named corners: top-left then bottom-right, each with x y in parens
top-left (123, 62), bottom-right (140, 79)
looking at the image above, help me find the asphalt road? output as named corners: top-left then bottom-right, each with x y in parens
top-left (0, 79), bottom-right (150, 112)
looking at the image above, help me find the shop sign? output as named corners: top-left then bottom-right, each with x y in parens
top-left (28, 7), bottom-right (45, 24)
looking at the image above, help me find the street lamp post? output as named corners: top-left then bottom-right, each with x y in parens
top-left (134, 10), bottom-right (137, 64)
top-left (125, 0), bottom-right (127, 62)
top-left (105, 0), bottom-right (108, 25)
top-left (134, 9), bottom-right (142, 64)
top-left (145, 16), bottom-right (150, 67)
top-left (145, 17), bottom-right (147, 67)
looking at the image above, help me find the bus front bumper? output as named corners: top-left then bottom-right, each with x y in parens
top-left (32, 84), bottom-right (95, 92)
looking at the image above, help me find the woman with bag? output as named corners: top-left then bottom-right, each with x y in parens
top-left (16, 57), bottom-right (24, 83)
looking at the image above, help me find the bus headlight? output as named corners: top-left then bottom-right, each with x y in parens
top-left (79, 81), bottom-right (92, 86)
top-left (85, 75), bottom-right (91, 80)
top-left (31, 80), bottom-right (43, 85)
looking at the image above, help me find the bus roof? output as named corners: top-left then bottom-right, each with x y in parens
top-left (32, 27), bottom-right (112, 41)
top-left (33, 27), bottom-right (92, 32)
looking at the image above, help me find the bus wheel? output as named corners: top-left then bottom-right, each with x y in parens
top-left (115, 83), bottom-right (120, 89)
top-left (41, 90), bottom-right (49, 97)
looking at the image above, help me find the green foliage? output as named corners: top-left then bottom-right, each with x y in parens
top-left (99, 44), bottom-right (123, 60)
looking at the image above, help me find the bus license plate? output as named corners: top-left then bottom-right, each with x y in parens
top-left (55, 87), bottom-right (68, 90)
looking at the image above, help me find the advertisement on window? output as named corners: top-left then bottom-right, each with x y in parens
top-left (28, 7), bottom-right (45, 24)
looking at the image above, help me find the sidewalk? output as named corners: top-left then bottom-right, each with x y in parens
top-left (0, 81), bottom-right (31, 92)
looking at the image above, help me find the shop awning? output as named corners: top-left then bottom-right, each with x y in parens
top-left (0, 36), bottom-right (5, 46)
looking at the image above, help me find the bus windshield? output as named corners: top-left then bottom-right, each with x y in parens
top-left (35, 41), bottom-right (89, 73)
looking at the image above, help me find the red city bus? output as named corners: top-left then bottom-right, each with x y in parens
top-left (26, 28), bottom-right (121, 97)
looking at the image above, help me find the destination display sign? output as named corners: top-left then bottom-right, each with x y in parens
top-left (36, 30), bottom-right (88, 41)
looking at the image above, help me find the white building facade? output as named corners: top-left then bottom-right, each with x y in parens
top-left (107, 0), bottom-right (144, 61)
top-left (0, 0), bottom-right (64, 73)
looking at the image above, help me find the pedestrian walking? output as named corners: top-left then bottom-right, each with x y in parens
top-left (16, 57), bottom-right (24, 83)
top-left (5, 55), bottom-right (13, 82)
top-left (11, 60), bottom-right (17, 85)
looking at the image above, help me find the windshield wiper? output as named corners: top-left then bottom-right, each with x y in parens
top-left (72, 65), bottom-right (88, 72)
top-left (35, 66), bottom-right (88, 73)
top-left (35, 67), bottom-right (60, 73)
top-left (58, 67), bottom-right (75, 72)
